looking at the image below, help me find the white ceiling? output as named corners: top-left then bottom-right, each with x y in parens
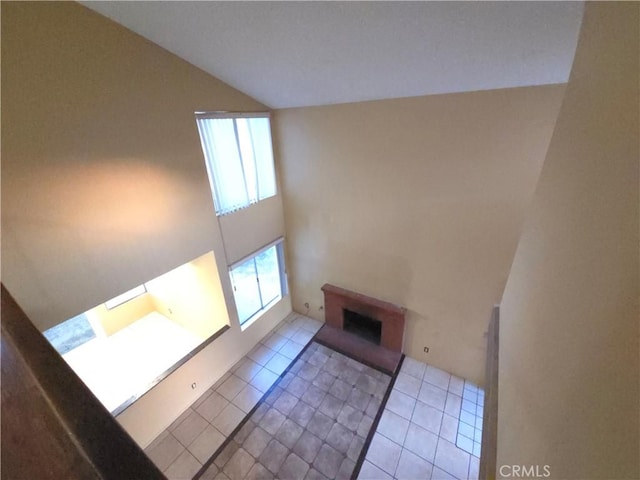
top-left (82, 1), bottom-right (584, 109)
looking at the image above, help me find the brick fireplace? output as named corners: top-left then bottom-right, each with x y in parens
top-left (315, 284), bottom-right (406, 373)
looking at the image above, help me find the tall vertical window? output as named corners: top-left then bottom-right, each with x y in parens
top-left (196, 113), bottom-right (277, 216)
top-left (230, 239), bottom-right (287, 326)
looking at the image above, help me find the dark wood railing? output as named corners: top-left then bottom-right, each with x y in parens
top-left (1, 284), bottom-right (165, 480)
top-left (479, 305), bottom-right (499, 480)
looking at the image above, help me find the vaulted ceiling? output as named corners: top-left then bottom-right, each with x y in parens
top-left (82, 1), bottom-right (584, 109)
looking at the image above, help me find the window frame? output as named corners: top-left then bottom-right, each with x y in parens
top-left (229, 237), bottom-right (288, 329)
top-left (195, 111), bottom-right (277, 216)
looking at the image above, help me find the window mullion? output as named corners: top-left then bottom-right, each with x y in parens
top-left (254, 258), bottom-right (264, 308)
top-left (247, 122), bottom-right (260, 201)
top-left (232, 119), bottom-right (251, 204)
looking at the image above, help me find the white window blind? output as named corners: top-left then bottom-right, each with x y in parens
top-left (196, 114), bottom-right (277, 215)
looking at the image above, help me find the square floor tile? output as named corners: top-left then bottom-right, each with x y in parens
top-left (386, 389), bottom-right (416, 420)
top-left (250, 368), bottom-right (280, 393)
top-left (458, 421), bottom-right (474, 440)
top-left (279, 452), bottom-right (310, 480)
top-left (248, 345), bottom-right (277, 366)
top-left (265, 352), bottom-right (292, 376)
top-left (394, 373), bottom-right (421, 398)
top-left (448, 376), bottom-right (464, 397)
top-left (145, 431), bottom-right (185, 471)
top-left (168, 408), bottom-right (195, 433)
top-left (196, 391), bottom-right (230, 422)
top-left (189, 425), bottom-right (226, 464)
top-left (418, 382), bottom-right (447, 411)
top-left (469, 455), bottom-right (480, 480)
top-left (293, 430), bottom-right (323, 463)
top-left (279, 339), bottom-right (305, 359)
top-left (461, 399), bottom-right (476, 415)
top-left (444, 392), bottom-right (462, 418)
top-left (412, 400), bottom-right (443, 435)
top-left (234, 384), bottom-right (264, 413)
top-left (259, 408), bottom-right (287, 435)
top-left (262, 332), bottom-right (288, 351)
top-left (234, 358), bottom-right (263, 382)
top-left (456, 433), bottom-right (474, 454)
top-left (357, 415), bottom-right (374, 438)
top-left (377, 409), bottom-right (409, 446)
top-left (301, 384), bottom-right (326, 408)
top-left (424, 365), bottom-right (451, 390)
top-left (245, 462), bottom-right (274, 480)
top-left (337, 404), bottom-right (363, 432)
top-left (434, 438), bottom-right (470, 480)
top-left (404, 422), bottom-right (438, 463)
top-left (259, 439), bottom-right (289, 474)
top-left (172, 410), bottom-right (208, 447)
top-left (395, 448), bottom-right (433, 480)
top-left (289, 400), bottom-right (316, 428)
top-left (460, 409), bottom-right (476, 427)
top-left (365, 432), bottom-right (402, 476)
top-left (217, 374), bottom-right (247, 402)
top-left (401, 357), bottom-right (427, 380)
top-left (275, 419), bottom-right (304, 449)
top-left (286, 376), bottom-right (311, 398)
top-left (357, 460), bottom-right (393, 480)
top-left (440, 414), bottom-right (459, 444)
top-left (313, 444), bottom-right (344, 479)
top-left (307, 411), bottom-right (334, 440)
top-left (164, 449), bottom-right (202, 480)
top-left (223, 448), bottom-right (255, 479)
top-left (212, 403), bottom-right (245, 436)
top-left (431, 466), bottom-right (458, 480)
top-left (244, 426), bottom-right (272, 459)
top-left (273, 391), bottom-right (299, 416)
top-left (347, 435), bottom-right (365, 462)
top-left (319, 394), bottom-right (344, 420)
top-left (325, 422), bottom-right (354, 454)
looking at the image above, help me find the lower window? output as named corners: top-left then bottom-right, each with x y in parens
top-left (230, 239), bottom-right (287, 326)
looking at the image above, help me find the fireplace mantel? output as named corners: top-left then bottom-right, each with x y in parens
top-left (321, 284), bottom-right (406, 352)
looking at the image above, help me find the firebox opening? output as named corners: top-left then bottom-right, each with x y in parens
top-left (343, 309), bottom-right (382, 345)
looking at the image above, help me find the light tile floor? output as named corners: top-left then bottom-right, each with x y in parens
top-left (144, 314), bottom-right (484, 480)
top-left (144, 314), bottom-right (323, 479)
top-left (358, 357), bottom-right (482, 480)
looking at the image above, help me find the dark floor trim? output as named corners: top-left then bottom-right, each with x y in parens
top-left (192, 339), bottom-right (315, 480)
top-left (350, 354), bottom-right (405, 480)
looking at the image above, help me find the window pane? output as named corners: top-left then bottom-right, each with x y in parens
top-left (230, 259), bottom-right (261, 324)
top-left (247, 118), bottom-right (277, 201)
top-left (197, 118), bottom-right (249, 214)
top-left (255, 246), bottom-right (281, 306)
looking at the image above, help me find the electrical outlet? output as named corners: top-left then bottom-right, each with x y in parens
top-left (304, 302), bottom-right (309, 309)
top-left (424, 346), bottom-right (430, 353)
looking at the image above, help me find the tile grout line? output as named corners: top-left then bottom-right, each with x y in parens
top-left (351, 354), bottom-right (405, 480)
top-left (191, 328), bottom-right (315, 480)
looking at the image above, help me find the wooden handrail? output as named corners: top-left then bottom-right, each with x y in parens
top-left (479, 305), bottom-right (499, 480)
top-left (1, 284), bottom-right (166, 480)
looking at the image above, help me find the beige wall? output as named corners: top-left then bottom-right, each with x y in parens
top-left (1, 2), bottom-right (291, 446)
top-left (146, 251), bottom-right (229, 339)
top-left (497, 3), bottom-right (639, 479)
top-left (87, 292), bottom-right (155, 337)
top-left (274, 85), bottom-right (564, 384)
